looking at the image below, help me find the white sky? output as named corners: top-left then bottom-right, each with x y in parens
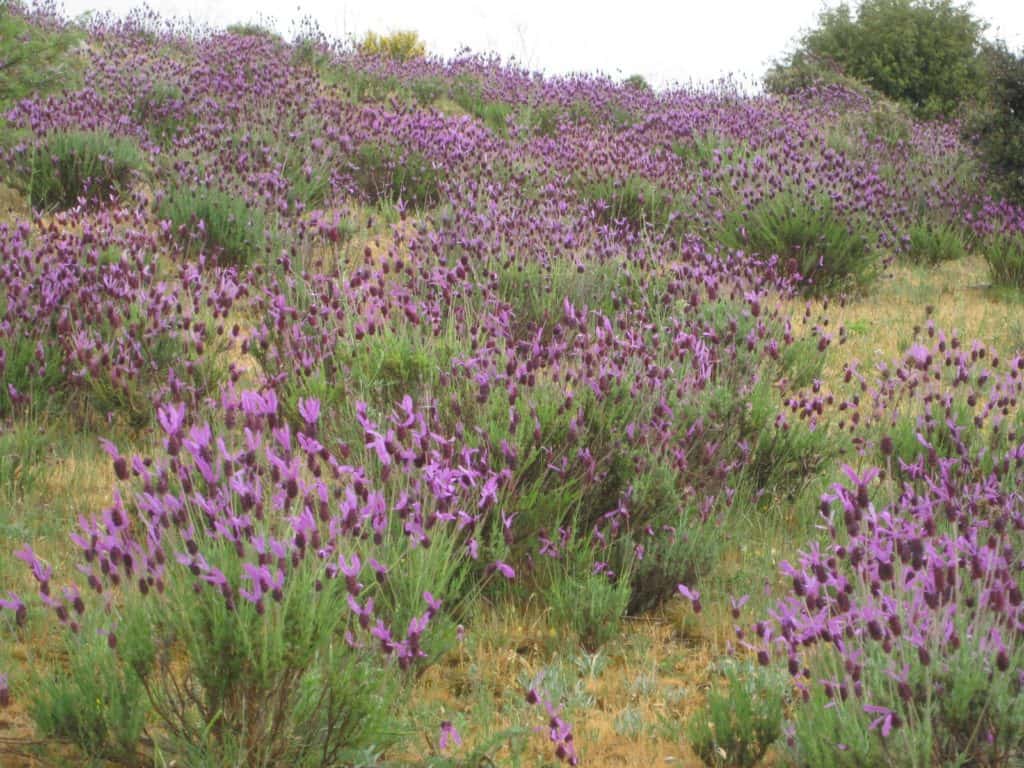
top-left (57, 0), bottom-right (1024, 87)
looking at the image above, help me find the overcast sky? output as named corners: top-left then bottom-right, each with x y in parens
top-left (56, 0), bottom-right (1024, 87)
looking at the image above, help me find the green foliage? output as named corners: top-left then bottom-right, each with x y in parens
top-left (785, 607), bottom-right (1024, 767)
top-left (410, 76), bottom-right (445, 106)
top-left (0, 3), bottom-right (82, 108)
top-left (969, 42), bottom-right (1024, 202)
top-left (321, 64), bottom-right (404, 103)
top-left (358, 29), bottom-right (426, 61)
top-left (25, 131), bottom-right (146, 212)
top-left (0, 419), bottom-right (50, 501)
top-left (626, 503), bottom-right (722, 614)
top-left (0, 334), bottom-right (66, 417)
top-left (579, 175), bottom-right (676, 231)
top-left (826, 100), bottom-right (914, 159)
top-left (116, 534), bottom-right (399, 766)
top-left (518, 103), bottom-right (564, 137)
top-left (478, 100), bottom-right (513, 136)
top-left (352, 143), bottom-right (444, 208)
top-left (131, 80), bottom-right (191, 146)
top-left (671, 132), bottom-right (731, 168)
top-left (688, 660), bottom-right (786, 768)
top-left (905, 219), bottom-right (968, 264)
top-left (982, 231), bottom-right (1024, 289)
top-left (764, 54), bottom-right (878, 97)
top-left (543, 542), bottom-right (632, 652)
top-left (739, 381), bottom-right (839, 502)
top-left (225, 22), bottom-right (281, 41)
top-left (717, 190), bottom-right (877, 296)
top-left (767, 0), bottom-right (985, 118)
top-left (623, 74), bottom-right (652, 92)
top-left (158, 185), bottom-right (266, 265)
top-left (496, 258), bottom-right (627, 337)
top-left (780, 336), bottom-right (827, 390)
top-left (28, 622), bottom-right (146, 763)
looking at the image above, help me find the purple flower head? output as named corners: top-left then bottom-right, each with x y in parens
top-left (439, 720), bottom-right (462, 751)
top-left (297, 397), bottom-right (321, 427)
top-left (678, 583), bottom-right (702, 613)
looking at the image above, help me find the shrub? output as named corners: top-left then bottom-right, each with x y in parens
top-left (982, 231), bottom-right (1024, 289)
top-left (785, 597), bottom-right (1024, 768)
top-left (0, 419), bottom-right (50, 501)
top-left (0, 334), bottom-right (66, 418)
top-left (757, 464), bottom-right (1024, 768)
top-left (352, 143), bottom-right (444, 208)
top-left (225, 22), bottom-right (281, 40)
top-left (717, 190), bottom-right (876, 295)
top-left (410, 76), bottom-right (445, 106)
top-left (131, 80), bottom-right (192, 146)
top-left (905, 219), bottom-right (968, 264)
top-left (28, 621), bottom-right (146, 763)
top-left (0, 2), bottom-right (82, 108)
top-left (518, 103), bottom-right (564, 137)
top-left (688, 661), bottom-right (787, 768)
top-left (158, 185), bottom-right (266, 265)
top-left (625, 503), bottom-right (722, 614)
top-left (671, 132), bottom-right (730, 169)
top-left (478, 100), bottom-right (513, 136)
top-left (321, 64), bottom-right (404, 103)
top-left (623, 74), bottom-right (652, 92)
top-left (358, 30), bottom-right (426, 61)
top-left (579, 175), bottom-right (676, 232)
top-left (766, 0), bottom-right (985, 119)
top-left (116, 539), bottom-right (399, 766)
top-left (26, 131), bottom-right (146, 212)
top-left (969, 42), bottom-right (1024, 203)
top-left (10, 396), bottom-right (411, 766)
top-left (544, 542), bottom-right (632, 652)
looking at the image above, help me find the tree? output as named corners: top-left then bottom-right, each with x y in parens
top-left (969, 42), bottom-right (1024, 201)
top-left (766, 0), bottom-right (985, 119)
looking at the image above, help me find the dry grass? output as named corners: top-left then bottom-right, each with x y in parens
top-left (796, 256), bottom-right (1022, 397)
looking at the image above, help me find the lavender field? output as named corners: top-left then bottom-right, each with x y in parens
top-left (1, 4), bottom-right (1024, 767)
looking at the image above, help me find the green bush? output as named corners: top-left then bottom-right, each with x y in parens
top-left (767, 0), bottom-right (985, 118)
top-left (358, 29), bottom-right (426, 61)
top-left (0, 419), bottom-right (50, 501)
top-left (969, 42), bottom-right (1024, 203)
top-left (543, 542), bottom-right (632, 652)
top-left (0, 3), bottom-right (82, 108)
top-left (688, 661), bottom-right (787, 768)
top-left (225, 22), bottom-right (281, 41)
top-left (410, 76), bottom-right (445, 106)
top-left (478, 100), bottom-right (513, 136)
top-left (579, 175), bottom-right (677, 232)
top-left (982, 231), bottom-right (1024, 289)
top-left (518, 103), bottom-right (564, 137)
top-left (26, 131), bottom-right (146, 212)
top-left (131, 80), bottom-right (192, 146)
top-left (158, 185), bottom-right (266, 265)
top-left (0, 334), bottom-right (66, 417)
top-left (114, 539), bottom-right (400, 766)
top-left (717, 191), bottom-right (876, 296)
top-left (28, 623), bottom-right (146, 763)
top-left (352, 143), bottom-right (444, 208)
top-left (623, 74), bottom-right (652, 92)
top-left (671, 133), bottom-right (731, 169)
top-left (626, 503), bottom-right (722, 614)
top-left (905, 219), bottom-right (968, 264)
top-left (785, 608), bottom-right (1024, 768)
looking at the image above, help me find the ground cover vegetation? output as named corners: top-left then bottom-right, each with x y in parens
top-left (1, 1), bottom-right (1023, 766)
